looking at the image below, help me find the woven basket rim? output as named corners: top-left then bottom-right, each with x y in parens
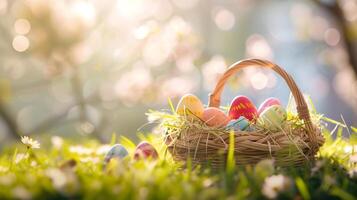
top-left (164, 117), bottom-right (324, 167)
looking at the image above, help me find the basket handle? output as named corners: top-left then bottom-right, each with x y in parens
top-left (208, 58), bottom-right (317, 148)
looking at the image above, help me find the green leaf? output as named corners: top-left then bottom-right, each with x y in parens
top-left (330, 187), bottom-right (355, 200)
top-left (295, 177), bottom-right (310, 200)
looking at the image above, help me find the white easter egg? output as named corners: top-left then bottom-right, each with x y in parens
top-left (258, 105), bottom-right (287, 131)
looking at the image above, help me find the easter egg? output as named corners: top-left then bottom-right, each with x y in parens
top-left (104, 144), bottom-right (128, 163)
top-left (258, 97), bottom-right (282, 114)
top-left (257, 105), bottom-right (287, 131)
top-left (202, 107), bottom-right (230, 127)
top-left (228, 95), bottom-right (258, 121)
top-left (134, 141), bottom-right (159, 160)
top-left (226, 116), bottom-right (250, 131)
top-left (176, 94), bottom-right (204, 120)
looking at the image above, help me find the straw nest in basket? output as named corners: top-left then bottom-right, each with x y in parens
top-left (148, 59), bottom-right (325, 168)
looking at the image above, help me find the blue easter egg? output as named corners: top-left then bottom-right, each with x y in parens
top-left (104, 144), bottom-right (128, 163)
top-left (226, 116), bottom-right (250, 131)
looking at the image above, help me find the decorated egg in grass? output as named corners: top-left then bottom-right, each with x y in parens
top-left (257, 105), bottom-right (287, 131)
top-left (176, 94), bottom-right (204, 120)
top-left (104, 144), bottom-right (128, 163)
top-left (134, 141), bottom-right (159, 160)
top-left (228, 95), bottom-right (258, 122)
top-left (258, 97), bottom-right (281, 114)
top-left (226, 116), bottom-right (250, 131)
top-left (202, 107), bottom-right (230, 127)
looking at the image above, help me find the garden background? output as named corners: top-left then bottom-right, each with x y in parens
top-left (0, 0), bottom-right (356, 143)
top-left (0, 0), bottom-right (356, 199)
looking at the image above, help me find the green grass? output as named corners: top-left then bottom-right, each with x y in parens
top-left (0, 126), bottom-right (355, 200)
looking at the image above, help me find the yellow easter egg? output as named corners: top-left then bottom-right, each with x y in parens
top-left (257, 105), bottom-right (287, 131)
top-left (176, 94), bottom-right (204, 120)
top-left (202, 107), bottom-right (230, 127)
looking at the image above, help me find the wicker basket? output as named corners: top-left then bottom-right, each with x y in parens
top-left (165, 59), bottom-right (325, 168)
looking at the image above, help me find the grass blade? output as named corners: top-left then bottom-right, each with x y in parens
top-left (322, 117), bottom-right (347, 128)
top-left (296, 177), bottom-right (310, 200)
top-left (351, 126), bottom-right (357, 134)
top-left (168, 97), bottom-right (176, 114)
top-left (226, 130), bottom-right (235, 173)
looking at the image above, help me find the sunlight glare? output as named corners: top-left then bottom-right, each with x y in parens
top-left (70, 1), bottom-right (96, 27)
top-left (116, 0), bottom-right (152, 20)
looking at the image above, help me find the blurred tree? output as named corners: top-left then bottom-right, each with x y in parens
top-left (0, 0), bottom-right (355, 142)
top-left (313, 0), bottom-right (357, 75)
top-left (0, 105), bottom-right (20, 139)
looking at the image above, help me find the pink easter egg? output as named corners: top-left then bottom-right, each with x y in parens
top-left (202, 107), bottom-right (230, 127)
top-left (134, 141), bottom-right (159, 160)
top-left (257, 97), bottom-right (281, 114)
top-left (228, 95), bottom-right (258, 121)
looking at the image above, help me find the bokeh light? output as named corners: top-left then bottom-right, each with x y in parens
top-left (246, 34), bottom-right (273, 60)
top-left (12, 35), bottom-right (30, 52)
top-left (14, 19), bottom-right (31, 35)
top-left (250, 72), bottom-right (268, 90)
top-left (202, 55), bottom-right (227, 90)
top-left (324, 28), bottom-right (340, 46)
top-left (0, 0), bottom-right (355, 142)
top-left (213, 8), bottom-right (236, 31)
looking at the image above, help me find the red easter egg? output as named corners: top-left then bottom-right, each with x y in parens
top-left (258, 97), bottom-right (281, 114)
top-left (202, 107), bottom-right (230, 127)
top-left (228, 95), bottom-right (258, 121)
top-left (134, 141), bottom-right (159, 160)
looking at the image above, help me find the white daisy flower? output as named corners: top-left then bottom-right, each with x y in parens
top-left (21, 136), bottom-right (40, 149)
top-left (262, 174), bottom-right (291, 199)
